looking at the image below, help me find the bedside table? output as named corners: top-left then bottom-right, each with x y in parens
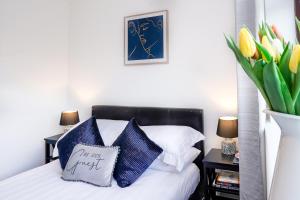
top-left (202, 148), bottom-right (239, 200)
top-left (44, 134), bottom-right (63, 164)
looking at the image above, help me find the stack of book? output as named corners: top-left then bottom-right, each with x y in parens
top-left (213, 170), bottom-right (239, 191)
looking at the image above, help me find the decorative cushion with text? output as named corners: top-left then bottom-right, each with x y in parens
top-left (62, 143), bottom-right (119, 187)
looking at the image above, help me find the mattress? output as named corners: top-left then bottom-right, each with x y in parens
top-left (0, 160), bottom-right (200, 200)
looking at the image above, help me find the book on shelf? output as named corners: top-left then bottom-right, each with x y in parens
top-left (213, 170), bottom-right (240, 191)
top-left (213, 179), bottom-right (239, 191)
top-left (216, 170), bottom-right (239, 184)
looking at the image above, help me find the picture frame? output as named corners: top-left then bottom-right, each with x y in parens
top-left (124, 10), bottom-right (168, 65)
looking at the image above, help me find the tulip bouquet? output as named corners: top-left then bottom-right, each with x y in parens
top-left (225, 19), bottom-right (300, 116)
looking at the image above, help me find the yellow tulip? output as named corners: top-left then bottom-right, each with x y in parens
top-left (261, 36), bottom-right (276, 61)
top-left (239, 28), bottom-right (256, 58)
top-left (289, 45), bottom-right (300, 74)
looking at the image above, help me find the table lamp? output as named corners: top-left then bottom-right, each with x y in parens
top-left (216, 116), bottom-right (238, 155)
top-left (60, 110), bottom-right (80, 133)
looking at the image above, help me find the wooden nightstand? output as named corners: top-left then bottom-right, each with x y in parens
top-left (202, 148), bottom-right (239, 200)
top-left (44, 134), bottom-right (63, 164)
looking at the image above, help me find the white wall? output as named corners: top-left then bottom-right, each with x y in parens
top-left (264, 0), bottom-right (295, 198)
top-left (0, 0), bottom-right (237, 180)
top-left (68, 0), bottom-right (237, 152)
top-left (0, 0), bottom-right (70, 180)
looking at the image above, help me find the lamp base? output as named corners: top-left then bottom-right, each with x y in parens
top-left (221, 138), bottom-right (236, 155)
top-left (63, 125), bottom-right (73, 133)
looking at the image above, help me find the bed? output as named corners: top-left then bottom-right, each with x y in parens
top-left (0, 105), bottom-right (204, 200)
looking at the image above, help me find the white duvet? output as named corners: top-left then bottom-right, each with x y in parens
top-left (0, 160), bottom-right (200, 200)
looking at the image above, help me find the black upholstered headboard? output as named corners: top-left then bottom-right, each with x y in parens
top-left (91, 105), bottom-right (205, 183)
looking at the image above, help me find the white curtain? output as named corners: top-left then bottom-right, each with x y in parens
top-left (235, 0), bottom-right (267, 199)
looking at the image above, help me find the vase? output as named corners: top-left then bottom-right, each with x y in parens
top-left (265, 110), bottom-right (300, 200)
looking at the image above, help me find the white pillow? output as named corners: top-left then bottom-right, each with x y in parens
top-left (140, 125), bottom-right (205, 168)
top-left (149, 147), bottom-right (201, 172)
top-left (96, 119), bottom-right (128, 146)
top-left (96, 119), bottom-right (205, 169)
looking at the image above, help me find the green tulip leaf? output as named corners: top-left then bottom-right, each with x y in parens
top-left (225, 35), bottom-right (271, 108)
top-left (225, 35), bottom-right (240, 62)
top-left (278, 43), bottom-right (292, 91)
top-left (263, 61), bottom-right (287, 113)
top-left (294, 94), bottom-right (300, 115)
top-left (292, 65), bottom-right (300, 103)
top-left (259, 23), bottom-right (267, 37)
top-left (266, 23), bottom-right (276, 39)
top-left (296, 17), bottom-right (300, 36)
top-left (276, 67), bottom-right (295, 114)
top-left (253, 60), bottom-right (265, 85)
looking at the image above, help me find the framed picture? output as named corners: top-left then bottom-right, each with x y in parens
top-left (124, 10), bottom-right (168, 65)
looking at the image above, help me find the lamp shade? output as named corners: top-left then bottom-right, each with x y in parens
top-left (216, 116), bottom-right (238, 138)
top-left (60, 111), bottom-right (80, 126)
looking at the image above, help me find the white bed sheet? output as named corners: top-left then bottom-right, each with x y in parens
top-left (0, 160), bottom-right (200, 200)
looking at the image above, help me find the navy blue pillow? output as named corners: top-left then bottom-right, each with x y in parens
top-left (57, 116), bottom-right (104, 169)
top-left (113, 118), bottom-right (163, 188)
